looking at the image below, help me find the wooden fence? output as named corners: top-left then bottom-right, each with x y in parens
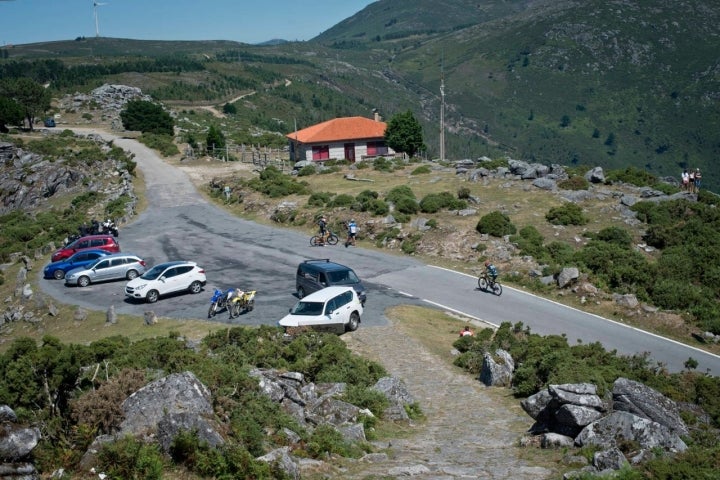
top-left (184, 143), bottom-right (292, 171)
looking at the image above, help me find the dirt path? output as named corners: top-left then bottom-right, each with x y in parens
top-left (339, 323), bottom-right (555, 479)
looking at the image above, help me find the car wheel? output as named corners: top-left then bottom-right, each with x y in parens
top-left (297, 286), bottom-right (306, 299)
top-left (78, 276), bottom-right (91, 288)
top-left (346, 312), bottom-right (360, 332)
top-left (189, 281), bottom-right (202, 294)
top-left (53, 270), bottom-right (65, 280)
top-left (146, 290), bottom-right (159, 303)
top-left (126, 269), bottom-right (139, 280)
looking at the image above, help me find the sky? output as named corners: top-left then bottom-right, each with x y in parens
top-left (0, 0), bottom-right (376, 46)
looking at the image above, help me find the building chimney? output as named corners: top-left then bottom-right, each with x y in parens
top-left (372, 108), bottom-right (382, 122)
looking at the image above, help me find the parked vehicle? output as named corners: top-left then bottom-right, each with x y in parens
top-left (278, 286), bottom-right (362, 334)
top-left (207, 287), bottom-right (237, 318)
top-left (51, 234), bottom-right (120, 262)
top-left (43, 249), bottom-right (110, 280)
top-left (228, 290), bottom-right (256, 318)
top-left (296, 259), bottom-right (366, 305)
top-left (125, 261), bottom-right (206, 303)
top-left (65, 253), bottom-right (146, 287)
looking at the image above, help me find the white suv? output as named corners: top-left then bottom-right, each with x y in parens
top-left (125, 261), bottom-right (206, 303)
top-left (279, 286), bottom-right (363, 334)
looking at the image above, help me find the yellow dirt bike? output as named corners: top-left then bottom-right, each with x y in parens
top-left (228, 290), bottom-right (257, 318)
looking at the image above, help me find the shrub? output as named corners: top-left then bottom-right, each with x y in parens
top-left (97, 435), bottom-right (164, 480)
top-left (401, 233), bottom-right (423, 254)
top-left (247, 166), bottom-right (310, 198)
top-left (419, 191), bottom-right (467, 213)
top-left (545, 203), bottom-right (588, 225)
top-left (385, 185), bottom-right (416, 203)
top-left (395, 196), bottom-right (419, 214)
top-left (511, 225), bottom-right (546, 259)
top-left (605, 166), bottom-right (658, 187)
top-left (329, 193), bottom-right (355, 207)
top-left (138, 133), bottom-right (180, 157)
top-left (307, 192), bottom-right (332, 207)
top-left (457, 187), bottom-right (471, 199)
top-left (557, 176), bottom-right (589, 190)
top-left (411, 165), bottom-right (431, 175)
top-left (372, 157), bottom-right (393, 172)
top-left (120, 100), bottom-right (174, 135)
top-left (595, 226), bottom-right (632, 247)
top-left (366, 199), bottom-right (389, 215)
top-left (476, 211), bottom-right (516, 237)
top-left (297, 165), bottom-right (316, 176)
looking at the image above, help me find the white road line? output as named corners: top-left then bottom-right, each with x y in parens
top-left (427, 265), bottom-right (720, 361)
top-left (421, 298), bottom-right (499, 329)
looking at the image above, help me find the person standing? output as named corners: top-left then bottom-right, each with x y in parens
top-left (681, 169), bottom-right (690, 192)
top-left (345, 218), bottom-right (357, 247)
top-left (689, 169), bottom-right (696, 193)
top-left (694, 168), bottom-right (702, 193)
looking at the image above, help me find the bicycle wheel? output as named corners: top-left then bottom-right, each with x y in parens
top-left (310, 236), bottom-right (321, 246)
top-left (327, 234), bottom-right (339, 245)
top-left (491, 282), bottom-right (503, 296)
top-left (477, 276), bottom-right (488, 291)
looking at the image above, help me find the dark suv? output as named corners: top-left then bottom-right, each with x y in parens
top-left (296, 259), bottom-right (366, 305)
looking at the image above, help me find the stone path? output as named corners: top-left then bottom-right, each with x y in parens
top-left (339, 324), bottom-right (555, 479)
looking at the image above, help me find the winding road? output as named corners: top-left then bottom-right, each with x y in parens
top-left (40, 129), bottom-right (720, 375)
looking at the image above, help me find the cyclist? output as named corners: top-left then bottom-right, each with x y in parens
top-left (317, 215), bottom-right (328, 245)
top-left (485, 260), bottom-right (498, 283)
top-left (345, 218), bottom-right (357, 247)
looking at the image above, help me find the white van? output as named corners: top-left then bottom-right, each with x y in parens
top-left (278, 286), bottom-right (363, 334)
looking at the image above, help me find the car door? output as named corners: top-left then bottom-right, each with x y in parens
top-left (89, 258), bottom-right (113, 282)
top-left (320, 293), bottom-right (348, 333)
top-left (106, 257), bottom-right (127, 281)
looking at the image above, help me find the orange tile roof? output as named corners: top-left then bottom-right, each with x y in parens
top-left (286, 116), bottom-right (387, 144)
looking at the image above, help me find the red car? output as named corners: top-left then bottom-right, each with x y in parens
top-left (51, 234), bottom-right (120, 262)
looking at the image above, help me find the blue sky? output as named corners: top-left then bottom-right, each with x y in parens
top-left (0, 0), bottom-right (376, 46)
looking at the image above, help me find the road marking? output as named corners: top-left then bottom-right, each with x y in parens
top-left (428, 265), bottom-right (720, 362)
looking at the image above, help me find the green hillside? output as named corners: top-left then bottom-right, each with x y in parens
top-left (2, 0), bottom-right (719, 189)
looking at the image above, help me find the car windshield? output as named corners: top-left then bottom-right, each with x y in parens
top-left (327, 270), bottom-right (360, 285)
top-left (290, 301), bottom-right (325, 316)
top-left (140, 265), bottom-right (167, 280)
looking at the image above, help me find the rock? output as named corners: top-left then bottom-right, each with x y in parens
top-left (554, 404), bottom-right (603, 429)
top-left (156, 411), bottom-right (224, 453)
top-left (593, 447), bottom-right (628, 471)
top-left (73, 307), bottom-right (87, 321)
top-left (372, 377), bottom-right (415, 421)
top-left (557, 267), bottom-right (579, 288)
top-left (548, 384), bottom-right (604, 410)
top-left (21, 284), bottom-right (33, 299)
top-left (613, 293), bottom-right (639, 308)
top-left (575, 411), bottom-right (687, 453)
top-left (521, 389), bottom-right (554, 420)
top-left (0, 405), bottom-right (41, 461)
top-left (144, 311), bottom-right (157, 325)
top-left (106, 305), bottom-right (117, 324)
top-left (584, 167), bottom-right (605, 184)
top-left (612, 377), bottom-right (689, 436)
top-left (257, 447), bottom-right (300, 480)
top-left (532, 178), bottom-right (557, 191)
top-left (541, 432), bottom-right (575, 449)
top-left (479, 349), bottom-right (514, 387)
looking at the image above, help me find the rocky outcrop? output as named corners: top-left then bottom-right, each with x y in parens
top-left (0, 405), bottom-right (41, 479)
top-left (479, 348), bottom-right (514, 386)
top-left (58, 84), bottom-right (153, 126)
top-left (522, 381), bottom-right (690, 477)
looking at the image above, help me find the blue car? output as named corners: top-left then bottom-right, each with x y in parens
top-left (43, 249), bottom-right (111, 280)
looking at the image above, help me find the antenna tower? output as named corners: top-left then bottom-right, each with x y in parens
top-left (439, 58), bottom-right (445, 163)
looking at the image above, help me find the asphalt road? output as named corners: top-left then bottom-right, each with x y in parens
top-left (38, 129), bottom-right (720, 375)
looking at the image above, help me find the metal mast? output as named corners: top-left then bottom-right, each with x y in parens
top-left (439, 60), bottom-right (445, 162)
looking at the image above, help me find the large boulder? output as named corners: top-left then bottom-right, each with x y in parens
top-left (575, 411), bottom-right (687, 453)
top-left (612, 377), bottom-right (689, 436)
top-left (479, 349), bottom-right (514, 387)
top-left (372, 376), bottom-right (415, 421)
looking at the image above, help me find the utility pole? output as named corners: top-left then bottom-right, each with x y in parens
top-left (439, 58), bottom-right (445, 163)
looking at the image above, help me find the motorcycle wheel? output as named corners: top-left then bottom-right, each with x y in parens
top-left (247, 299), bottom-right (254, 312)
top-left (208, 303), bottom-right (216, 318)
top-left (477, 276), bottom-right (488, 291)
top-left (327, 234), bottom-right (339, 245)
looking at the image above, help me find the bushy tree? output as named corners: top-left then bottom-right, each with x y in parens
top-left (206, 124), bottom-right (226, 151)
top-left (0, 77), bottom-right (51, 131)
top-left (545, 203), bottom-right (588, 226)
top-left (120, 100), bottom-right (174, 135)
top-left (0, 95), bottom-right (24, 132)
top-left (384, 110), bottom-right (425, 157)
top-left (476, 211), bottom-right (516, 237)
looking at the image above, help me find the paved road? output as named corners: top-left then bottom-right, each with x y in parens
top-left (39, 130), bottom-right (720, 375)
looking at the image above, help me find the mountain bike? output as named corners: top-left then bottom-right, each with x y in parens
top-left (477, 273), bottom-right (502, 296)
top-left (310, 232), bottom-right (339, 246)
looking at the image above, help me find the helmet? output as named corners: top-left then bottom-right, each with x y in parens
top-left (350, 218), bottom-right (355, 222)
top-left (484, 260), bottom-right (490, 267)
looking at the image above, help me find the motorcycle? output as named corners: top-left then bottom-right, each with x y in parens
top-left (208, 288), bottom-right (237, 318)
top-left (228, 290), bottom-right (256, 318)
top-left (101, 218), bottom-right (119, 237)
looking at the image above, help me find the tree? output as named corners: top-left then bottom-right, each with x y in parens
top-left (0, 78), bottom-right (51, 131)
top-left (222, 103), bottom-right (237, 115)
top-left (384, 110), bottom-right (425, 157)
top-left (206, 124), bottom-right (226, 154)
top-left (0, 95), bottom-right (24, 133)
top-left (120, 100), bottom-right (174, 135)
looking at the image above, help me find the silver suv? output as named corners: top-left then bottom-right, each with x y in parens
top-left (65, 253), bottom-right (146, 287)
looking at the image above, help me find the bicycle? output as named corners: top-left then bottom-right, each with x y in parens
top-left (310, 232), bottom-right (339, 246)
top-left (477, 273), bottom-right (503, 296)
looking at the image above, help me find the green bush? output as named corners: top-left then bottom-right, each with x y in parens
top-left (297, 165), bottom-right (316, 176)
top-left (307, 191), bottom-right (332, 207)
top-left (605, 166), bottom-right (658, 187)
top-left (385, 185), bottom-right (416, 203)
top-left (366, 199), bottom-right (389, 215)
top-left (411, 165), bottom-right (431, 175)
top-left (545, 202), bottom-right (589, 226)
top-left (476, 211), bottom-right (516, 237)
top-left (97, 435), bottom-right (164, 480)
top-left (372, 157), bottom-right (393, 172)
top-left (329, 193), bottom-right (355, 207)
top-left (511, 225), bottom-right (546, 260)
top-left (395, 196), bottom-right (419, 214)
top-left (419, 191), bottom-right (467, 213)
top-left (595, 226), bottom-right (633, 246)
top-left (401, 233), bottom-right (423, 254)
top-left (246, 166), bottom-right (310, 198)
top-left (557, 176), bottom-right (589, 190)
top-left (138, 133), bottom-right (180, 157)
top-left (457, 186), bottom-right (471, 199)
top-left (120, 100), bottom-right (174, 135)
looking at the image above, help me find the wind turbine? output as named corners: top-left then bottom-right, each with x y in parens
top-left (94, 1), bottom-right (108, 38)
